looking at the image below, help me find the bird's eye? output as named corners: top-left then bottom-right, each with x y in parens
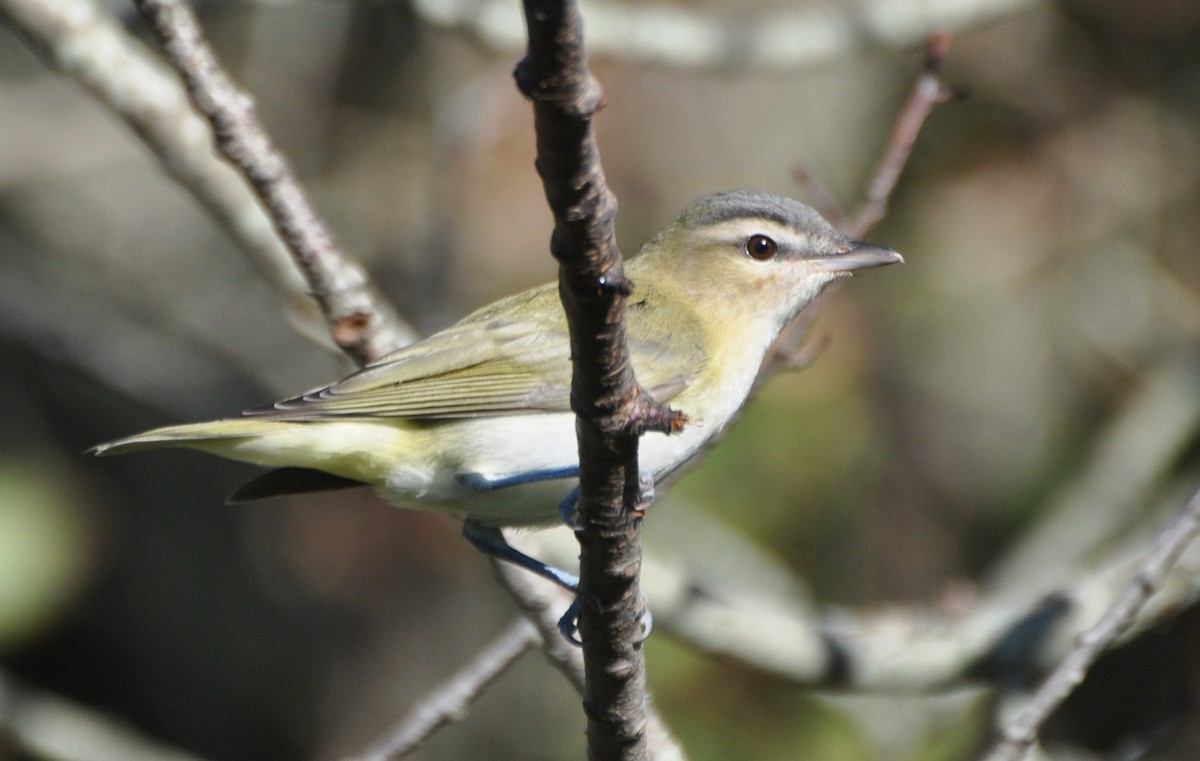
top-left (745, 234), bottom-right (778, 261)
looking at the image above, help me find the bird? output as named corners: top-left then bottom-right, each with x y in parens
top-left (91, 190), bottom-right (901, 613)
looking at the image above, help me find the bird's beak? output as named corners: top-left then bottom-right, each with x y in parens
top-left (811, 241), bottom-right (904, 273)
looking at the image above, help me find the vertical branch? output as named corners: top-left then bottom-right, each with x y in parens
top-left (514, 2), bottom-right (680, 758)
top-left (132, 0), bottom-right (407, 365)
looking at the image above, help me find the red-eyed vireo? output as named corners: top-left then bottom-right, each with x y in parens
top-left (92, 191), bottom-right (901, 603)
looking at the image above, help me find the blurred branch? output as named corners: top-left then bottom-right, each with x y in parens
top-left (643, 504), bottom-right (1200, 691)
top-left (758, 34), bottom-right (960, 389)
top-left (356, 618), bottom-right (541, 761)
top-left (989, 357), bottom-right (1200, 592)
top-left (848, 33), bottom-right (963, 237)
top-left (794, 33), bottom-right (964, 237)
top-left (754, 303), bottom-right (831, 394)
top-left (132, 0), bottom-right (411, 366)
top-left (0, 0), bottom-right (299, 322)
top-left (414, 0), bottom-right (1040, 71)
top-left (354, 555), bottom-right (686, 761)
top-left (748, 35), bottom-right (956, 425)
top-left (0, 0), bottom-right (415, 359)
top-left (708, 358), bottom-right (1200, 689)
top-left (0, 669), bottom-right (211, 761)
top-left (982, 482), bottom-right (1200, 761)
top-left (492, 549), bottom-right (587, 691)
top-left (528, 355), bottom-right (1200, 690)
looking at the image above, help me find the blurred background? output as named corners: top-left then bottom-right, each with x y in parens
top-left (2, 0), bottom-right (1200, 759)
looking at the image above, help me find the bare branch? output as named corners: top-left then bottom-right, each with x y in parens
top-left (847, 33), bottom-right (965, 238)
top-left (522, 489), bottom-right (1200, 699)
top-left (792, 33), bottom-right (963, 239)
top-left (492, 550), bottom-right (588, 691)
top-left (132, 0), bottom-right (410, 365)
top-left (355, 618), bottom-right (540, 761)
top-left (789, 166), bottom-right (847, 231)
top-left (774, 33), bottom-right (961, 381)
top-left (640, 512), bottom-right (1200, 691)
top-left (753, 308), bottom-right (831, 394)
top-left (982, 482), bottom-right (1200, 761)
top-left (0, 0), bottom-right (305, 344)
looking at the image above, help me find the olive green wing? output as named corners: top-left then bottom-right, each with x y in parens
top-left (248, 286), bottom-right (705, 421)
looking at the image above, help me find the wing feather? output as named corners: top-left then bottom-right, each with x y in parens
top-left (247, 283), bottom-right (706, 421)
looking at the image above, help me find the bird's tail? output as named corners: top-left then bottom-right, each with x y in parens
top-left (89, 419), bottom-right (379, 502)
top-left (90, 417), bottom-right (414, 495)
top-left (88, 419), bottom-right (292, 457)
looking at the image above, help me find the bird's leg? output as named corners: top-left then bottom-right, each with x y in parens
top-left (462, 520), bottom-right (587, 644)
top-left (558, 470), bottom-right (657, 643)
top-left (461, 520), bottom-right (579, 592)
top-left (465, 469), bottom-right (657, 645)
top-left (557, 597), bottom-right (583, 644)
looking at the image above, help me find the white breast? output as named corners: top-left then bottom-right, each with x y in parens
top-left (378, 327), bottom-right (769, 527)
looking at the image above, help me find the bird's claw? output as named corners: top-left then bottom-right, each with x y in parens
top-left (558, 486), bottom-right (580, 531)
top-left (556, 592), bottom-right (652, 647)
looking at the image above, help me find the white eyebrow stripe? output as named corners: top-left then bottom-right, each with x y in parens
top-left (698, 218), bottom-right (800, 243)
top-left (697, 221), bottom-right (832, 262)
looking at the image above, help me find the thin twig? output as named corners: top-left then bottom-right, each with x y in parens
top-left (982, 482), bottom-right (1200, 761)
top-left (753, 308), bottom-right (831, 394)
top-left (792, 33), bottom-right (963, 239)
top-left (492, 552), bottom-right (588, 692)
top-left (0, 0), bottom-right (416, 356)
top-left (771, 33), bottom-right (961, 388)
top-left (355, 618), bottom-right (540, 761)
top-left (132, 0), bottom-right (408, 366)
top-left (848, 32), bottom-right (963, 237)
top-left (790, 167), bottom-right (847, 230)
